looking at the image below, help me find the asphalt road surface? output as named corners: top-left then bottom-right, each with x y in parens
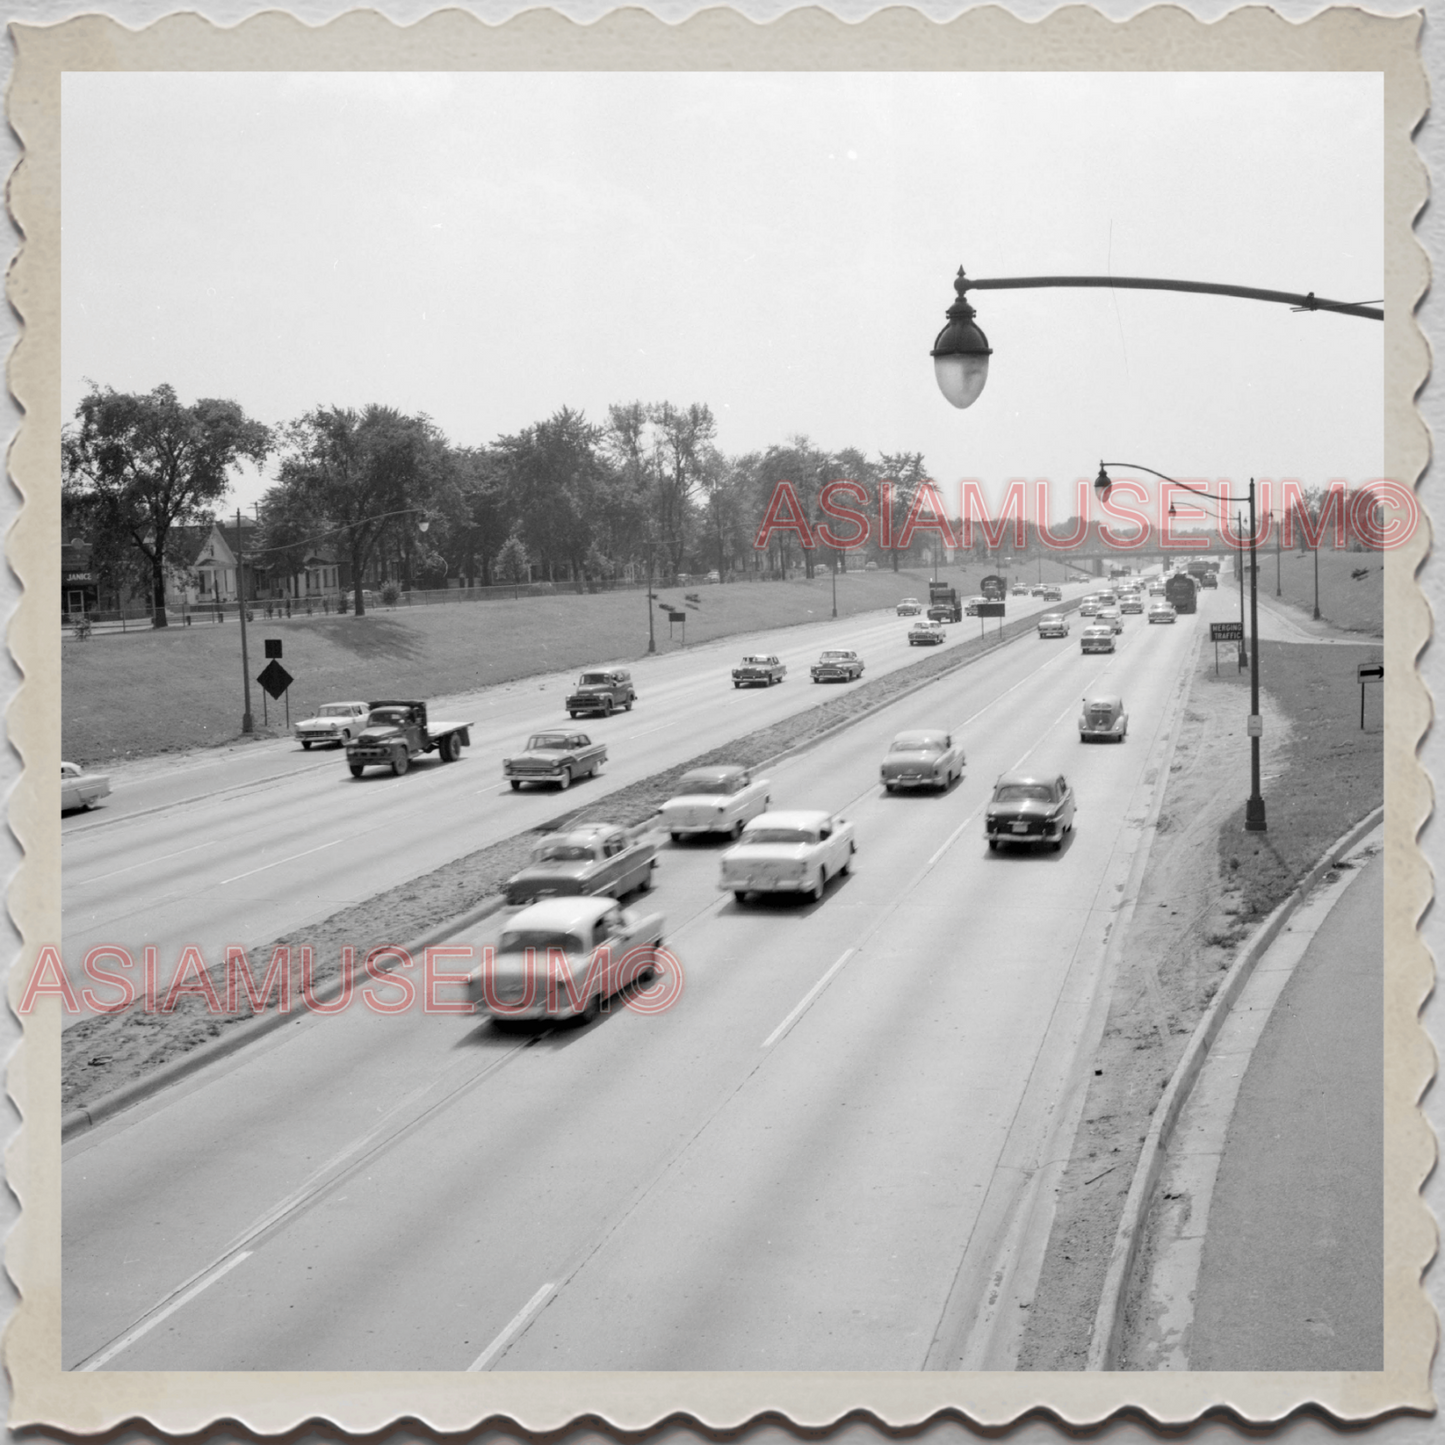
top-left (59, 585), bottom-right (1087, 1020)
top-left (65, 573), bottom-right (1221, 1371)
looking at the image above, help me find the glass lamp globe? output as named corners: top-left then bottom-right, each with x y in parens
top-left (934, 352), bottom-right (990, 410)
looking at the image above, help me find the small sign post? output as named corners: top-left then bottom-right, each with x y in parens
top-left (1357, 661), bottom-right (1383, 729)
top-left (257, 658), bottom-right (294, 729)
top-left (668, 609), bottom-right (687, 644)
top-left (976, 599), bottom-right (1006, 641)
top-left (1209, 620), bottom-right (1244, 675)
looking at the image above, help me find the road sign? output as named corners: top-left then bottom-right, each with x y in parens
top-left (976, 602), bottom-right (1006, 618)
top-left (1210, 622), bottom-right (1244, 642)
top-left (1247, 714), bottom-right (1263, 738)
top-left (257, 659), bottom-right (293, 700)
top-left (264, 638), bottom-right (283, 659)
top-left (668, 611), bottom-right (687, 623)
top-left (1357, 662), bottom-right (1384, 681)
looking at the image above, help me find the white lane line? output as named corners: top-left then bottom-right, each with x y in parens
top-left (78, 1251), bottom-right (253, 1370)
top-left (467, 1281), bottom-right (556, 1371)
top-left (215, 837), bottom-right (346, 886)
top-left (762, 948), bottom-right (855, 1050)
top-left (625, 722), bottom-right (673, 740)
top-left (71, 838), bottom-right (220, 886)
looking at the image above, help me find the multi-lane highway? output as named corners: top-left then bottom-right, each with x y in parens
top-left (65, 573), bottom-right (1228, 1371)
top-left (59, 585), bottom-right (1085, 1018)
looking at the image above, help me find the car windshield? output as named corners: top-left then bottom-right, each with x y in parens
top-left (526, 734), bottom-right (571, 751)
top-left (820, 652), bottom-right (852, 662)
top-left (994, 784), bottom-right (1054, 803)
top-left (534, 844), bottom-right (595, 863)
top-left (741, 657), bottom-right (772, 665)
top-left (499, 930), bottom-right (583, 955)
top-left (678, 772), bottom-right (737, 795)
top-left (368, 709), bottom-right (408, 726)
top-left (578, 673), bottom-right (612, 686)
top-left (320, 704), bottom-right (356, 717)
top-left (743, 827), bottom-right (816, 845)
top-left (891, 736), bottom-right (941, 753)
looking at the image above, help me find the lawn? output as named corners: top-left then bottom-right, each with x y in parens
top-left (1234, 546), bottom-right (1384, 634)
top-left (63, 558), bottom-right (1087, 763)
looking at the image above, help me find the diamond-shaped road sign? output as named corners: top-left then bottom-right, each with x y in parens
top-left (257, 659), bottom-right (294, 700)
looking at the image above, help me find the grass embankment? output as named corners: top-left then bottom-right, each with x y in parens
top-left (63, 559), bottom-right (1085, 764)
top-left (61, 599), bottom-right (1067, 1112)
top-left (1234, 547), bottom-right (1384, 634)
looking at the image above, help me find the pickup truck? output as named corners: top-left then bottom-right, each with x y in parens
top-left (811, 649), bottom-right (864, 683)
top-left (504, 730), bottom-right (607, 791)
top-left (345, 701), bottom-right (473, 777)
top-left (566, 669), bottom-right (635, 718)
top-left (732, 654), bottom-right (786, 687)
top-left (504, 823), bottom-right (657, 905)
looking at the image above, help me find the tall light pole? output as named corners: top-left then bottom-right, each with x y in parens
top-left (645, 544), bottom-right (656, 654)
top-left (1096, 464), bottom-right (1267, 832)
top-left (236, 506), bottom-right (254, 734)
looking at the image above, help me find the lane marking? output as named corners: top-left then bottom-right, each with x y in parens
top-left (468, 1282), bottom-right (556, 1371)
top-left (762, 949), bottom-right (855, 1050)
top-left (215, 836), bottom-right (347, 887)
top-left (71, 838), bottom-right (220, 887)
top-left (78, 1250), bottom-right (253, 1370)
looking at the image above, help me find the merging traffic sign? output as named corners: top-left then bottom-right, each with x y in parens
top-left (975, 602), bottom-right (1006, 618)
top-left (257, 659), bottom-right (293, 700)
top-left (1210, 622), bottom-right (1244, 642)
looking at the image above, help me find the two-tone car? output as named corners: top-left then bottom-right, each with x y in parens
top-left (1079, 596), bottom-right (1103, 616)
top-left (659, 765), bottom-right (771, 841)
top-left (1036, 612), bottom-right (1070, 639)
top-left (908, 620), bottom-right (946, 646)
top-left (1079, 695), bottom-right (1129, 743)
top-left (896, 597), bottom-right (923, 616)
top-left (985, 771), bottom-right (1076, 852)
top-left (468, 896), bottom-right (665, 1025)
top-left (964, 596), bottom-right (989, 617)
top-left (503, 823), bottom-right (658, 905)
top-left (1041, 585), bottom-right (1063, 602)
top-left (720, 809), bottom-right (856, 904)
top-left (1148, 601), bottom-right (1178, 624)
top-left (503, 731), bottom-right (607, 791)
top-left (566, 669), bottom-right (635, 718)
top-left (1119, 593), bottom-right (1144, 614)
top-left (295, 700), bottom-right (370, 749)
top-left (811, 649), bottom-right (864, 683)
top-left (880, 730), bottom-right (964, 793)
top-left (1097, 605), bottom-right (1125, 634)
top-left (61, 761), bottom-right (110, 813)
top-left (1080, 624), bottom-right (1117, 654)
top-left (732, 654), bottom-right (786, 688)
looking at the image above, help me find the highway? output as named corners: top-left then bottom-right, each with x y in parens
top-left (64, 573), bottom-right (1221, 1371)
top-left (59, 585), bottom-right (1086, 1019)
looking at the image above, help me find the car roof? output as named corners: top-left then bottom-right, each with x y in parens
top-left (743, 809), bottom-right (831, 830)
top-left (549, 823), bottom-right (621, 843)
top-left (505, 897), bottom-right (616, 931)
top-left (994, 770), bottom-right (1060, 789)
top-left (1084, 694), bottom-right (1123, 708)
top-left (891, 730), bottom-right (949, 746)
top-left (678, 764), bottom-right (748, 783)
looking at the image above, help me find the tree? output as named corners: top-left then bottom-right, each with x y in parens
top-left (61, 383), bottom-right (271, 626)
top-left (494, 532), bottom-right (531, 594)
top-left (877, 452), bottom-right (927, 572)
top-left (274, 404), bottom-right (442, 616)
top-left (649, 402), bottom-right (717, 580)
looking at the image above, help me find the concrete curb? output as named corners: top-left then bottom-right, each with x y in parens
top-left (1084, 800), bottom-right (1386, 1370)
top-left (59, 603), bottom-right (1073, 1143)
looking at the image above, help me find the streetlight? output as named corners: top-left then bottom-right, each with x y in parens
top-left (830, 550), bottom-right (838, 619)
top-left (932, 268), bottom-right (1382, 409)
top-left (1096, 463), bottom-right (1267, 832)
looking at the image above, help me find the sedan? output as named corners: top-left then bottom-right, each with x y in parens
top-left (896, 598), bottom-right (923, 616)
top-left (1097, 606), bottom-right (1125, 633)
top-left (720, 810), bottom-right (856, 904)
top-left (985, 771), bottom-right (1076, 852)
top-left (61, 761), bottom-right (110, 813)
top-left (880, 730), bottom-right (964, 792)
top-left (811, 650), bottom-right (864, 683)
top-left (1148, 602), bottom-right (1178, 624)
top-left (660, 765), bottom-right (771, 841)
top-left (1080, 624), bottom-right (1117, 654)
top-left (295, 700), bottom-right (369, 749)
top-left (1036, 612), bottom-right (1070, 639)
top-left (1119, 595), bottom-right (1144, 614)
top-left (503, 824), bottom-right (657, 906)
top-left (908, 620), bottom-right (946, 646)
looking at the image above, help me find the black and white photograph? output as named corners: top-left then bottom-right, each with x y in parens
top-left (4, 1), bottom-right (1436, 1437)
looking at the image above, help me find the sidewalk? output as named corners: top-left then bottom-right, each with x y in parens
top-left (1123, 835), bottom-right (1384, 1370)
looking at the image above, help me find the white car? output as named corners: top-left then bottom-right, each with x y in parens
top-left (1148, 602), bottom-right (1178, 624)
top-left (660, 765), bottom-right (771, 841)
top-left (61, 761), bottom-right (110, 813)
top-left (720, 809), bottom-right (856, 904)
top-left (896, 597), bottom-right (923, 616)
top-left (1097, 605), bottom-right (1125, 633)
top-left (295, 700), bottom-right (370, 749)
top-left (1081, 624), bottom-right (1117, 654)
top-left (880, 730), bottom-right (965, 792)
top-left (1037, 613), bottom-right (1070, 639)
top-left (467, 896), bottom-right (665, 1024)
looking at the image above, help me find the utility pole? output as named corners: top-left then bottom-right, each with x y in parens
top-left (1245, 479), bottom-right (1266, 831)
top-left (237, 507), bottom-right (254, 734)
top-left (646, 546), bottom-right (656, 654)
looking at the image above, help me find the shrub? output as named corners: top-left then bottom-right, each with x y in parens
top-left (380, 580), bottom-right (401, 607)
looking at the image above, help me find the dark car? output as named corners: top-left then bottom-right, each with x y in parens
top-left (985, 771), bottom-right (1076, 851)
top-left (566, 669), bottom-right (635, 718)
top-left (504, 823), bottom-right (657, 905)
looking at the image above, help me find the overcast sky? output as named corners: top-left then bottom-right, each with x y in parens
top-left (61, 70), bottom-right (1383, 525)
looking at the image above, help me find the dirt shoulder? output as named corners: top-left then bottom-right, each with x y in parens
top-left (1017, 636), bottom-right (1384, 1369)
top-left (61, 604), bottom-right (1060, 1113)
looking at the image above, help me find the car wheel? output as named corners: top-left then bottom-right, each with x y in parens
top-left (638, 866), bottom-right (654, 893)
top-left (510, 780), bottom-right (522, 791)
top-left (988, 839), bottom-right (998, 851)
top-left (733, 890), bottom-right (749, 904)
top-left (391, 753), bottom-right (409, 777)
top-left (841, 842), bottom-right (855, 875)
top-left (625, 699), bottom-right (633, 711)
top-left (732, 819), bottom-right (744, 840)
top-left (589, 757), bottom-right (601, 777)
top-left (884, 782), bottom-right (896, 794)
top-left (670, 832), bottom-right (682, 843)
top-left (578, 991), bottom-right (602, 1026)
top-left (301, 740), bottom-right (312, 750)
top-left (603, 699), bottom-right (614, 716)
top-left (810, 868), bottom-right (826, 902)
top-left (349, 765), bottom-right (364, 779)
top-left (441, 733), bottom-right (459, 762)
top-left (734, 681), bottom-right (741, 689)
top-left (1051, 837), bottom-right (1063, 852)
top-left (557, 768), bottom-right (571, 791)
top-left (569, 711), bottom-right (578, 719)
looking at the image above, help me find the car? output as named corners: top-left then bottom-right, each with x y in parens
top-left (1079, 596), bottom-right (1102, 616)
top-left (1041, 585), bottom-right (1063, 602)
top-left (1148, 602), bottom-right (1178, 624)
top-left (1095, 589), bottom-right (1118, 606)
top-left (295, 700), bottom-right (370, 749)
top-left (1097, 605), bottom-right (1125, 633)
top-left (1119, 595), bottom-right (1144, 614)
top-left (908, 620), bottom-right (946, 646)
top-left (811, 649), bottom-right (864, 683)
top-left (985, 771), bottom-right (1076, 852)
top-left (1148, 582), bottom-right (1167, 597)
top-left (1200, 572), bottom-right (1218, 588)
top-left (503, 824), bottom-right (658, 906)
top-left (896, 597), bottom-right (923, 616)
top-left (732, 654), bottom-right (786, 687)
top-left (1011, 584), bottom-right (1029, 596)
top-left (1029, 584), bottom-right (1048, 597)
top-left (659, 765), bottom-right (771, 841)
top-left (964, 595), bottom-right (989, 616)
top-left (566, 669), bottom-right (635, 718)
top-left (1081, 624), bottom-right (1117, 654)
top-left (503, 731), bottom-right (607, 790)
top-left (61, 760), bottom-right (110, 813)
top-left (1036, 612), bottom-right (1070, 639)
top-left (467, 896), bottom-right (665, 1024)
top-left (864, 561), bottom-right (879, 571)
top-left (879, 729), bottom-right (965, 792)
top-left (1079, 694), bottom-right (1129, 743)
top-left (706, 570), bottom-right (721, 583)
top-left (720, 809), bottom-right (856, 904)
